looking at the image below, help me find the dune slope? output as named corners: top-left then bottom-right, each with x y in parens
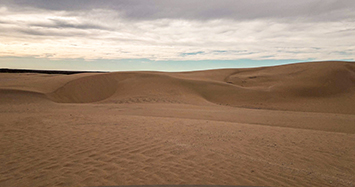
top-left (0, 61), bottom-right (354, 114)
top-left (28, 61), bottom-right (354, 114)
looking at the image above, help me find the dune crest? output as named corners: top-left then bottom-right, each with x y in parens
top-left (47, 74), bottom-right (118, 103)
top-left (225, 61), bottom-right (355, 97)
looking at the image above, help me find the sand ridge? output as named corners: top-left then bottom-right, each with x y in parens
top-left (2, 61), bottom-right (354, 113)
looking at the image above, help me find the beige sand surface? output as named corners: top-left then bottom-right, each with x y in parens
top-left (0, 61), bottom-right (354, 186)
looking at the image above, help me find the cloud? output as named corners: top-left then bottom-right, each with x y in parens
top-left (30, 18), bottom-right (110, 30)
top-left (2, 0), bottom-right (355, 21)
top-left (0, 1), bottom-right (354, 61)
top-left (181, 51), bottom-right (205, 56)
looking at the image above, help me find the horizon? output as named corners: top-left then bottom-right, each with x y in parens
top-left (1, 59), bottom-right (354, 73)
top-left (1, 0), bottom-right (355, 71)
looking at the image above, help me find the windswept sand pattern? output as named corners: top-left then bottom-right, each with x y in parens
top-left (1, 61), bottom-right (355, 187)
top-left (1, 108), bottom-right (355, 187)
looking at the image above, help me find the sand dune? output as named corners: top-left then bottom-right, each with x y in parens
top-left (47, 73), bottom-right (118, 103)
top-left (50, 61), bottom-right (355, 114)
top-left (1, 61), bottom-right (355, 187)
top-left (2, 61), bottom-right (354, 113)
top-left (0, 89), bottom-right (49, 104)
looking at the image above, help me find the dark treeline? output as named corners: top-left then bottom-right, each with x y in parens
top-left (0, 69), bottom-right (105, 75)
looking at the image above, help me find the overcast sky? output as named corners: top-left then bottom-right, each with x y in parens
top-left (0, 0), bottom-right (354, 71)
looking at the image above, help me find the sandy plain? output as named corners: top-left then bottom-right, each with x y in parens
top-left (0, 61), bottom-right (354, 187)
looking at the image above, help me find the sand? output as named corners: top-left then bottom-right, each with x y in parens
top-left (0, 61), bottom-right (354, 187)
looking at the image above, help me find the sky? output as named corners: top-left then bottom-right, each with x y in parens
top-left (0, 0), bottom-right (354, 71)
